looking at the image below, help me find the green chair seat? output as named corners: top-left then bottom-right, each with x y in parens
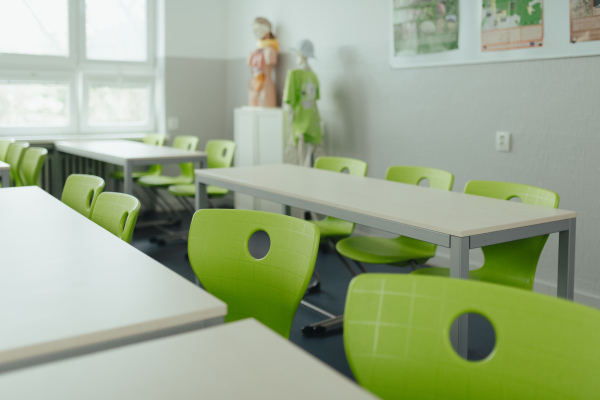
top-left (111, 170), bottom-right (160, 180)
top-left (335, 166), bottom-right (454, 270)
top-left (163, 140), bottom-right (236, 206)
top-left (137, 174), bottom-right (193, 187)
top-left (168, 183), bottom-right (228, 198)
top-left (344, 274), bottom-right (600, 400)
top-left (137, 135), bottom-right (199, 189)
top-left (412, 180), bottom-right (560, 289)
top-left (312, 218), bottom-right (354, 239)
top-left (111, 134), bottom-right (165, 182)
top-left (188, 209), bottom-right (320, 338)
top-left (335, 236), bottom-right (435, 266)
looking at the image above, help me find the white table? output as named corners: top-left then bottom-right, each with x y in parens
top-left (0, 161), bottom-right (9, 187)
top-left (0, 319), bottom-right (378, 399)
top-left (195, 165), bottom-right (577, 353)
top-left (0, 187), bottom-right (226, 373)
top-left (55, 140), bottom-right (207, 195)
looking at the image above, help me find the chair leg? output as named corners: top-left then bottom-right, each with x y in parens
top-left (305, 271), bottom-right (322, 293)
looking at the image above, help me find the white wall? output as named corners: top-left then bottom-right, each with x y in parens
top-left (165, 0), bottom-right (229, 59)
top-left (162, 0), bottom-right (231, 147)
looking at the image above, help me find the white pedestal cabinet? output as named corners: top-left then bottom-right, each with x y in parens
top-left (233, 107), bottom-right (286, 214)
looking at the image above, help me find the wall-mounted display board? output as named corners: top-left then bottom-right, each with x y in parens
top-left (390, 0), bottom-right (600, 69)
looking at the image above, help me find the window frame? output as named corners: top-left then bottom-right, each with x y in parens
top-left (0, 0), bottom-right (157, 136)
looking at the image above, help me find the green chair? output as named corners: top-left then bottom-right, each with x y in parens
top-left (5, 142), bottom-right (30, 186)
top-left (137, 135), bottom-right (199, 188)
top-left (336, 166), bottom-right (454, 270)
top-left (91, 192), bottom-right (141, 244)
top-left (61, 174), bottom-right (106, 219)
top-left (188, 209), bottom-right (320, 338)
top-left (344, 273), bottom-right (600, 400)
top-left (306, 156), bottom-right (368, 293)
top-left (110, 134), bottom-right (166, 181)
top-left (167, 139), bottom-right (237, 209)
top-left (311, 156), bottom-right (368, 242)
top-left (302, 166), bottom-right (454, 336)
top-left (17, 147), bottom-right (48, 187)
top-left (412, 180), bottom-right (560, 289)
top-left (0, 138), bottom-right (15, 162)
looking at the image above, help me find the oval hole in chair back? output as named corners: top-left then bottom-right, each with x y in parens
top-left (248, 230), bottom-right (270, 260)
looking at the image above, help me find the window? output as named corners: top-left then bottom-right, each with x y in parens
top-left (0, 0), bottom-right (156, 135)
top-left (85, 0), bottom-right (148, 62)
top-left (0, 0), bottom-right (69, 57)
top-left (0, 81), bottom-right (69, 126)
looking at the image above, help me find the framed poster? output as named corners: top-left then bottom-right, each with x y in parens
top-left (390, 0), bottom-right (600, 69)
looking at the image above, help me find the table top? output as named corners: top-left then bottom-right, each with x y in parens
top-left (0, 187), bottom-right (226, 369)
top-left (195, 164), bottom-right (576, 237)
top-left (0, 161), bottom-right (8, 170)
top-left (0, 319), bottom-right (378, 399)
top-left (55, 140), bottom-right (206, 165)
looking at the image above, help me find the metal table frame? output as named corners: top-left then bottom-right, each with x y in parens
top-left (55, 140), bottom-right (207, 195)
top-left (0, 161), bottom-right (9, 187)
top-left (194, 165), bottom-right (577, 355)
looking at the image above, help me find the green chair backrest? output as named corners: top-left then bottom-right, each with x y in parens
top-left (344, 274), bottom-right (600, 400)
top-left (91, 192), bottom-right (141, 244)
top-left (188, 209), bottom-right (320, 338)
top-left (18, 147), bottom-right (48, 187)
top-left (172, 135), bottom-right (200, 180)
top-left (142, 133), bottom-right (166, 146)
top-left (314, 156), bottom-right (368, 176)
top-left (142, 133), bottom-right (166, 175)
top-left (206, 140), bottom-right (236, 169)
top-left (313, 156), bottom-right (368, 235)
top-left (0, 138), bottom-right (15, 162)
top-left (385, 165), bottom-right (454, 190)
top-left (5, 142), bottom-right (30, 186)
top-left (61, 174), bottom-right (106, 219)
top-left (465, 180), bottom-right (559, 289)
top-left (385, 166), bottom-right (454, 258)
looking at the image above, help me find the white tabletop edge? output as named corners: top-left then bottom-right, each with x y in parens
top-left (195, 165), bottom-right (577, 237)
top-left (0, 319), bottom-right (377, 399)
top-left (55, 140), bottom-right (206, 164)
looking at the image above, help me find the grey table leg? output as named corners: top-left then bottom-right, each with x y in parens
top-left (195, 181), bottom-right (208, 210)
top-left (53, 150), bottom-right (63, 198)
top-left (123, 162), bottom-right (133, 195)
top-left (558, 218), bottom-right (576, 300)
top-left (1, 169), bottom-right (9, 187)
top-left (449, 236), bottom-right (470, 359)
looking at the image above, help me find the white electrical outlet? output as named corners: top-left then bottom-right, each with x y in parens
top-left (496, 131), bottom-right (511, 152)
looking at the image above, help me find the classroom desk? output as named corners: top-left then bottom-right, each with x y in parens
top-left (0, 187), bottom-right (226, 373)
top-left (54, 140), bottom-right (207, 195)
top-left (0, 319), bottom-right (378, 399)
top-left (195, 165), bottom-right (577, 353)
top-left (0, 161), bottom-right (9, 187)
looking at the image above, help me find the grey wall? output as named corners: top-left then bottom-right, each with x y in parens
top-left (164, 57), bottom-right (229, 147)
